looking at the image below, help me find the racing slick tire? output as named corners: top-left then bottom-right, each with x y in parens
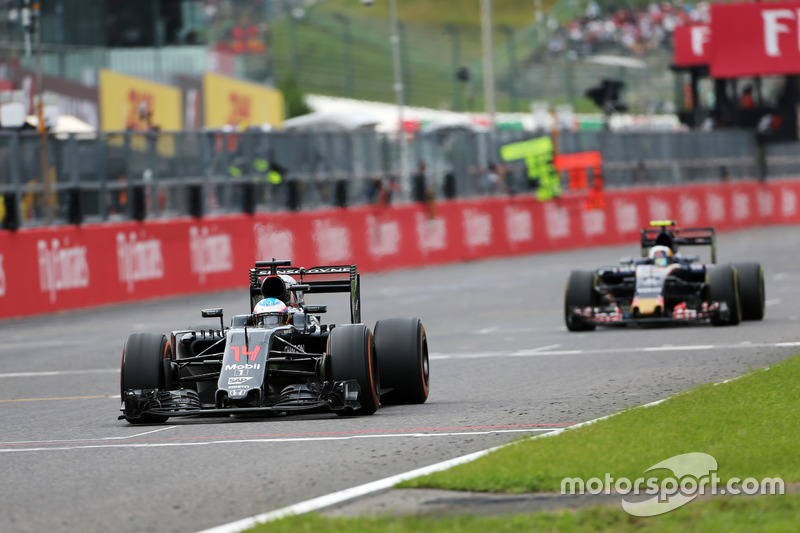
top-left (374, 317), bottom-right (429, 405)
top-left (733, 262), bottom-right (765, 321)
top-left (565, 270), bottom-right (597, 332)
top-left (329, 324), bottom-right (379, 416)
top-left (120, 333), bottom-right (171, 424)
top-left (708, 264), bottom-right (741, 326)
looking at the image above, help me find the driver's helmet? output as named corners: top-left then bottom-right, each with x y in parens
top-left (252, 297), bottom-right (289, 326)
top-left (649, 245), bottom-right (673, 267)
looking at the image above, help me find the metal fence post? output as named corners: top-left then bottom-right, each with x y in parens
top-left (445, 24), bottom-right (463, 111)
top-left (97, 132), bottom-right (109, 221)
top-left (146, 131), bottom-right (160, 216)
top-left (334, 13), bottom-right (354, 98)
top-left (9, 132), bottom-right (22, 228)
top-left (124, 131), bottom-right (136, 219)
top-left (288, 9), bottom-right (299, 74)
top-left (499, 24), bottom-right (518, 112)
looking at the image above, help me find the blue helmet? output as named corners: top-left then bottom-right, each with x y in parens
top-left (253, 297), bottom-right (289, 326)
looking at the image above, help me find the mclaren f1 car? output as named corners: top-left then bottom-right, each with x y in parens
top-left (564, 221), bottom-right (765, 331)
top-left (120, 260), bottom-right (429, 423)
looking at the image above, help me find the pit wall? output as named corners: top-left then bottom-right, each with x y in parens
top-left (1, 179), bottom-right (799, 320)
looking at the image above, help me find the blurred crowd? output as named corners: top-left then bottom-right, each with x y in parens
top-left (202, 0), bottom-right (271, 54)
top-left (547, 1), bottom-right (711, 58)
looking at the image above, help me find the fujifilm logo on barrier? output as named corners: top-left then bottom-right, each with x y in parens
top-left (117, 232), bottom-right (164, 292)
top-left (0, 254), bottom-right (6, 297)
top-left (225, 363), bottom-right (261, 371)
top-left (189, 226), bottom-right (233, 283)
top-left (254, 223), bottom-right (294, 262)
top-left (38, 239), bottom-right (90, 302)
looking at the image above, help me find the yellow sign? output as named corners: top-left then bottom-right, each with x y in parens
top-left (99, 70), bottom-right (181, 155)
top-left (203, 72), bottom-right (284, 129)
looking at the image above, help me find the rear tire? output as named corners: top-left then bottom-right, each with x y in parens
top-left (707, 264), bottom-right (741, 326)
top-left (565, 271), bottom-right (597, 332)
top-left (375, 318), bottom-right (429, 405)
top-left (121, 333), bottom-right (171, 424)
top-left (328, 324), bottom-right (379, 416)
top-left (733, 262), bottom-right (765, 321)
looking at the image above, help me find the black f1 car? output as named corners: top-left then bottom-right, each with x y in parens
top-left (120, 260), bottom-right (429, 423)
top-left (565, 221), bottom-right (765, 330)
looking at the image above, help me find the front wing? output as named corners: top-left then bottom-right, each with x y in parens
top-left (120, 380), bottom-right (362, 421)
top-left (568, 301), bottom-right (729, 327)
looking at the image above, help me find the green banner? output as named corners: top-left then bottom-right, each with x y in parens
top-left (501, 137), bottom-right (561, 201)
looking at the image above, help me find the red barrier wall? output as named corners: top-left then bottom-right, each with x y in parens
top-left (1, 179), bottom-right (799, 320)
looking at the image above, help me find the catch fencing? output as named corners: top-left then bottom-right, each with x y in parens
top-left (1, 127), bottom-right (800, 229)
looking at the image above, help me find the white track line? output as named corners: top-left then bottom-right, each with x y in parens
top-left (511, 344), bottom-right (562, 356)
top-left (643, 345), bottom-right (714, 352)
top-left (0, 428), bottom-right (553, 454)
top-left (103, 426), bottom-right (178, 441)
top-left (0, 340), bottom-right (85, 351)
top-left (431, 340), bottom-right (800, 360)
top-left (4, 341), bottom-right (780, 405)
top-left (0, 426), bottom-right (178, 446)
top-left (6, 342), bottom-right (798, 379)
top-left (0, 369), bottom-right (117, 378)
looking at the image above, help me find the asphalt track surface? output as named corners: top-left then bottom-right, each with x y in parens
top-left (1, 225), bottom-right (799, 533)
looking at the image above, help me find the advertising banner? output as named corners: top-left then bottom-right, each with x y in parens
top-left (203, 72), bottom-right (284, 129)
top-left (99, 70), bottom-right (182, 155)
top-left (99, 70), bottom-right (182, 131)
top-left (673, 25), bottom-right (711, 68)
top-left (1, 179), bottom-right (799, 319)
top-left (711, 2), bottom-right (800, 78)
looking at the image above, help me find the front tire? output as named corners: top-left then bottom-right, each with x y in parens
top-left (733, 262), bottom-right (765, 321)
top-left (120, 333), bottom-right (171, 424)
top-left (565, 270), bottom-right (597, 332)
top-left (374, 317), bottom-right (429, 405)
top-left (708, 264), bottom-right (741, 326)
top-left (328, 324), bottom-right (379, 416)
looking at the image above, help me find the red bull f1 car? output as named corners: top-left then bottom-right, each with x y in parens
top-left (120, 260), bottom-right (429, 423)
top-left (565, 221), bottom-right (765, 331)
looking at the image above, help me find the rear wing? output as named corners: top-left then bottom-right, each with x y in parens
top-left (249, 260), bottom-right (361, 323)
top-left (640, 221), bottom-right (717, 264)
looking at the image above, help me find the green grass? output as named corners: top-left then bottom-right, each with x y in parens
top-left (267, 0), bottom-right (679, 114)
top-left (267, 0), bottom-right (593, 111)
top-left (400, 354), bottom-right (800, 493)
top-left (249, 493), bottom-right (800, 532)
top-left (323, 0), bottom-right (559, 31)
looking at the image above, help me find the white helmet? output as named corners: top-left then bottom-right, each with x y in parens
top-left (252, 297), bottom-right (289, 326)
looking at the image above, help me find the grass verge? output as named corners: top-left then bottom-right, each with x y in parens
top-left (250, 492), bottom-right (800, 532)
